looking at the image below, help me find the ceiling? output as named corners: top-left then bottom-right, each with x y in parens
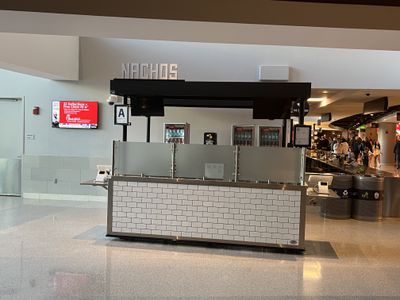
top-left (2, 0), bottom-right (400, 30)
top-left (308, 89), bottom-right (400, 122)
top-left (1, 2), bottom-right (400, 124)
top-left (277, 0), bottom-right (400, 6)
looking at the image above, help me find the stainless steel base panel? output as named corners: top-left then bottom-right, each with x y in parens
top-left (320, 198), bottom-right (352, 219)
top-left (352, 199), bottom-right (383, 222)
top-left (383, 177), bottom-right (400, 218)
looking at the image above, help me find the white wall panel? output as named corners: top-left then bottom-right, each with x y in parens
top-left (0, 37), bottom-right (400, 158)
top-left (0, 33), bottom-right (79, 80)
top-left (2, 10), bottom-right (400, 51)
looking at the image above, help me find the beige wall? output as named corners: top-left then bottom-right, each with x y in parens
top-left (378, 122), bottom-right (396, 165)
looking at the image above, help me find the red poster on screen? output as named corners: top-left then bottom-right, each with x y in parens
top-left (52, 101), bottom-right (98, 129)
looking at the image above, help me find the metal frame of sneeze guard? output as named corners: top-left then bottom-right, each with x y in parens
top-left (112, 141), bottom-right (305, 185)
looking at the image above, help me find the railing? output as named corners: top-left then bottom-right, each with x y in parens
top-left (0, 158), bottom-right (21, 196)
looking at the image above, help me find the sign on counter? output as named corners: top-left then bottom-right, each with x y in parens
top-left (294, 125), bottom-right (311, 147)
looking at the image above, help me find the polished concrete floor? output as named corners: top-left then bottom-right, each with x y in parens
top-left (0, 196), bottom-right (399, 299)
top-left (375, 164), bottom-right (400, 177)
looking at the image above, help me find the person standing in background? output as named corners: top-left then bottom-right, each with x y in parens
top-left (317, 135), bottom-right (330, 151)
top-left (337, 138), bottom-right (349, 156)
top-left (368, 139), bottom-right (374, 153)
top-left (332, 137), bottom-right (339, 154)
top-left (373, 140), bottom-right (381, 168)
top-left (353, 137), bottom-right (363, 163)
top-left (394, 136), bottom-right (400, 170)
top-left (330, 137), bottom-right (336, 150)
top-left (336, 138), bottom-right (350, 166)
top-left (362, 146), bottom-right (371, 169)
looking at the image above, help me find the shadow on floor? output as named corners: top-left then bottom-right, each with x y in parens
top-left (75, 225), bottom-right (338, 260)
top-left (0, 204), bottom-right (66, 230)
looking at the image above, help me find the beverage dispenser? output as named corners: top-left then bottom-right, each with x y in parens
top-left (164, 123), bottom-right (190, 144)
top-left (258, 126), bottom-right (282, 147)
top-left (231, 125), bottom-right (255, 146)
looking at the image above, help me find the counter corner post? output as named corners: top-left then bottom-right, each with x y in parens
top-left (282, 119), bottom-right (287, 147)
top-left (298, 186), bottom-right (307, 250)
top-left (234, 145), bottom-right (240, 182)
top-left (170, 143), bottom-right (176, 178)
top-left (146, 116), bottom-right (151, 143)
top-left (298, 98), bottom-right (306, 125)
top-left (106, 177), bottom-right (114, 236)
top-left (122, 96), bottom-right (128, 142)
top-left (111, 140), bottom-right (116, 176)
top-left (300, 147), bottom-right (306, 185)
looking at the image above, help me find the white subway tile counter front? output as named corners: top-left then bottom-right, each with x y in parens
top-left (107, 177), bottom-right (306, 250)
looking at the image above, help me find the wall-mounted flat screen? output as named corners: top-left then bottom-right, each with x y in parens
top-left (396, 123), bottom-right (400, 134)
top-left (363, 97), bottom-right (388, 115)
top-left (52, 101), bottom-right (98, 129)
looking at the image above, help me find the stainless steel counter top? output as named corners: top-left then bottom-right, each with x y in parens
top-left (111, 175), bottom-right (306, 192)
top-left (306, 187), bottom-right (340, 199)
top-left (306, 155), bottom-right (391, 177)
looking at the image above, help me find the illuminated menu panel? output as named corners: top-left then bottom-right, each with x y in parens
top-left (52, 101), bottom-right (98, 129)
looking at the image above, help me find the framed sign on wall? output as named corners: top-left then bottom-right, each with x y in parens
top-left (204, 132), bottom-right (217, 145)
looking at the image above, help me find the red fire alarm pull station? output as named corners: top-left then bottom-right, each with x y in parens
top-left (33, 106), bottom-right (40, 115)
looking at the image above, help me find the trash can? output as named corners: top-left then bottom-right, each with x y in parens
top-left (322, 174), bottom-right (353, 219)
top-left (383, 177), bottom-right (400, 218)
top-left (331, 174), bottom-right (353, 199)
top-left (352, 175), bottom-right (384, 221)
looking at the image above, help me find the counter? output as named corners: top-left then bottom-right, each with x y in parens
top-left (306, 155), bottom-right (392, 177)
top-left (107, 176), bottom-right (306, 250)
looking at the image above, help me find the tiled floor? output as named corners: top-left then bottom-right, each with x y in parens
top-left (374, 164), bottom-right (399, 177)
top-left (0, 196), bottom-right (399, 299)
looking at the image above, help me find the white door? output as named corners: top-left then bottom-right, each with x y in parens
top-left (0, 98), bottom-right (23, 196)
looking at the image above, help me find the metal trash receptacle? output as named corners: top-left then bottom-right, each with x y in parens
top-left (327, 174), bottom-right (353, 219)
top-left (352, 175), bottom-right (384, 221)
top-left (383, 177), bottom-right (400, 218)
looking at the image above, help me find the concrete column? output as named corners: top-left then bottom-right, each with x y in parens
top-left (378, 122), bottom-right (397, 165)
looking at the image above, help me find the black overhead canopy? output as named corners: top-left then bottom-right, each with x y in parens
top-left (110, 79), bottom-right (311, 100)
top-left (330, 105), bottom-right (400, 130)
top-left (110, 79), bottom-right (312, 119)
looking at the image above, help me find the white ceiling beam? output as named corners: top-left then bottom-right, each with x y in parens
top-left (1, 10), bottom-right (400, 51)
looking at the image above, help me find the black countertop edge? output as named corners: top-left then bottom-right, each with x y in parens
top-left (111, 175), bottom-right (306, 191)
